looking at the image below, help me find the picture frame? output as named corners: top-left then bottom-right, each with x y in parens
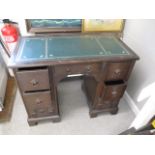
top-left (26, 19), bottom-right (82, 33)
top-left (82, 19), bottom-right (125, 32)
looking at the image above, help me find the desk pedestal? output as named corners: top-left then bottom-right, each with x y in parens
top-left (13, 60), bottom-right (135, 126)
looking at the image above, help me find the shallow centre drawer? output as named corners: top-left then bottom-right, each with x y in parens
top-left (105, 62), bottom-right (131, 81)
top-left (23, 91), bottom-right (54, 117)
top-left (54, 63), bottom-right (101, 75)
top-left (16, 69), bottom-right (50, 92)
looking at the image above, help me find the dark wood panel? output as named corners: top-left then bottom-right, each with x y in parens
top-left (16, 69), bottom-right (50, 92)
top-left (54, 63), bottom-right (101, 75)
top-left (83, 76), bottom-right (97, 103)
top-left (23, 91), bottom-right (54, 118)
top-left (102, 81), bottom-right (127, 100)
top-left (105, 62), bottom-right (131, 81)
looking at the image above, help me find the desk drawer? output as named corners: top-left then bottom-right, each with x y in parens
top-left (54, 63), bottom-right (101, 75)
top-left (23, 91), bottom-right (54, 117)
top-left (16, 69), bottom-right (50, 92)
top-left (103, 81), bottom-right (127, 100)
top-left (105, 62), bottom-right (131, 81)
top-left (96, 81), bottom-right (126, 108)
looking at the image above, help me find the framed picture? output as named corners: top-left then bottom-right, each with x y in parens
top-left (82, 19), bottom-right (125, 32)
top-left (26, 19), bottom-right (82, 33)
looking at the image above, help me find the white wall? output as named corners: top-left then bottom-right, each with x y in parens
top-left (123, 20), bottom-right (155, 128)
top-left (123, 19), bottom-right (155, 109)
top-left (17, 19), bottom-right (33, 36)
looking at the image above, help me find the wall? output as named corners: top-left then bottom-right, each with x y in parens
top-left (123, 19), bottom-right (155, 110)
top-left (16, 19), bottom-right (33, 36)
top-left (123, 19), bottom-right (155, 128)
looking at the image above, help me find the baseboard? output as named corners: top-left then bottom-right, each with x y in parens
top-left (123, 91), bottom-right (140, 116)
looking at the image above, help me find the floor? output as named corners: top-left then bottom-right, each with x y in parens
top-left (0, 79), bottom-right (135, 135)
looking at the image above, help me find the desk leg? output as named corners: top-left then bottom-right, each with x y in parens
top-left (89, 112), bottom-right (98, 118)
top-left (110, 107), bottom-right (118, 115)
top-left (28, 120), bottom-right (38, 126)
top-left (27, 115), bottom-right (61, 126)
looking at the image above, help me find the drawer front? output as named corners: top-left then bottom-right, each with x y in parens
top-left (96, 82), bottom-right (126, 108)
top-left (16, 69), bottom-right (50, 92)
top-left (54, 63), bottom-right (101, 75)
top-left (105, 62), bottom-right (131, 81)
top-left (103, 83), bottom-right (127, 101)
top-left (23, 91), bottom-right (54, 117)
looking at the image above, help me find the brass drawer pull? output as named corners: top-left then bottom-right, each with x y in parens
top-left (114, 69), bottom-right (121, 75)
top-left (112, 91), bottom-right (117, 96)
top-left (86, 65), bottom-right (92, 73)
top-left (30, 79), bottom-right (39, 86)
top-left (66, 68), bottom-right (71, 73)
top-left (36, 99), bottom-right (42, 104)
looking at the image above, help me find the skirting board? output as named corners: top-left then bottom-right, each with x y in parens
top-left (123, 91), bottom-right (140, 116)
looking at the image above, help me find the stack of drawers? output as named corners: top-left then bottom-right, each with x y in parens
top-left (84, 61), bottom-right (134, 117)
top-left (15, 67), bottom-right (57, 125)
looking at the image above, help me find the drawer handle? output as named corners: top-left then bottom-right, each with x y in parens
top-left (66, 68), bottom-right (71, 73)
top-left (114, 69), bottom-right (121, 75)
top-left (112, 91), bottom-right (117, 96)
top-left (36, 99), bottom-right (42, 104)
top-left (30, 79), bottom-right (39, 86)
top-left (86, 65), bottom-right (92, 73)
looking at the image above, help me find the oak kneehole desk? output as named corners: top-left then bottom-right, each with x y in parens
top-left (9, 35), bottom-right (139, 126)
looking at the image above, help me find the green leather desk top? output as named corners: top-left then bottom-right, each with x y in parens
top-left (16, 35), bottom-right (129, 62)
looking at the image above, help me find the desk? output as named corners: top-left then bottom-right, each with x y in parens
top-left (9, 35), bottom-right (139, 126)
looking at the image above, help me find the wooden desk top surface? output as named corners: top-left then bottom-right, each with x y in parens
top-left (9, 35), bottom-right (139, 67)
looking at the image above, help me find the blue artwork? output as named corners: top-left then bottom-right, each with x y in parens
top-left (30, 19), bottom-right (82, 28)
